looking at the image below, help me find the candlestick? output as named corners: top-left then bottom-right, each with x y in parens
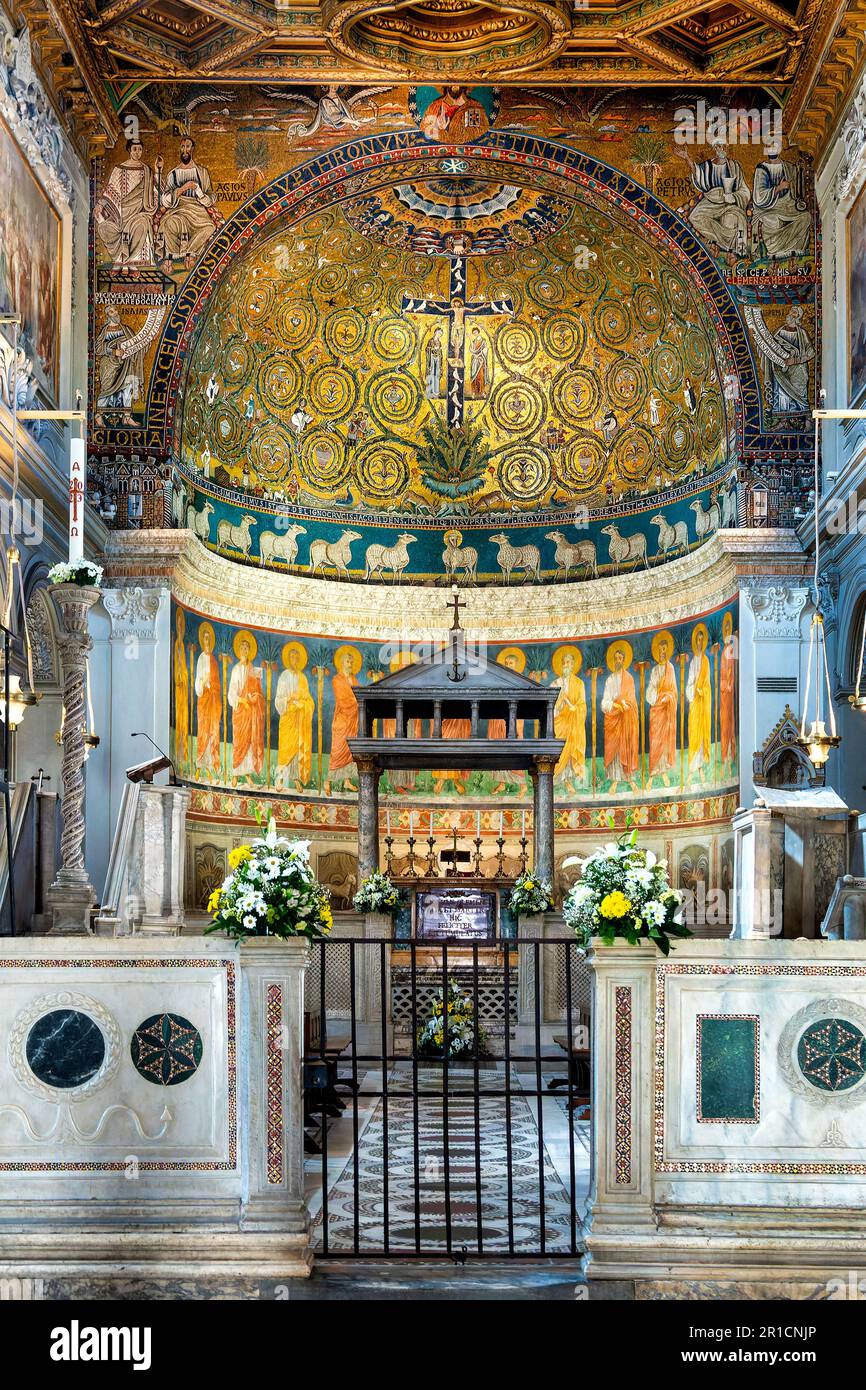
top-left (518, 833), bottom-right (529, 875)
top-left (472, 836), bottom-right (483, 877)
top-left (406, 835), bottom-right (417, 878)
top-left (495, 834), bottom-right (506, 877)
top-left (384, 834), bottom-right (394, 877)
top-left (425, 834), bottom-right (438, 876)
top-left (69, 438), bottom-right (85, 563)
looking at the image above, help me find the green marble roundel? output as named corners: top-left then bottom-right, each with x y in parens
top-left (797, 1017), bottom-right (866, 1093)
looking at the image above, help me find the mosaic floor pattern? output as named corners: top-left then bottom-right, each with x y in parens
top-left (310, 1071), bottom-right (586, 1254)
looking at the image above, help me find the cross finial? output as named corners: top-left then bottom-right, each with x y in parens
top-left (448, 584), bottom-right (465, 632)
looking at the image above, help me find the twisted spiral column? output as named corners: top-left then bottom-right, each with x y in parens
top-left (46, 583), bottom-right (100, 933)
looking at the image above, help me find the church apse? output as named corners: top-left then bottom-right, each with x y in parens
top-left (171, 596), bottom-right (739, 824)
top-left (89, 85), bottom-right (816, 546)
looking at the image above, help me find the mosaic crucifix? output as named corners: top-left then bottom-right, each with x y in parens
top-left (401, 256), bottom-right (514, 427)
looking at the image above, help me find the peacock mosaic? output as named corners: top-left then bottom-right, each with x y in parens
top-left (171, 596), bottom-right (738, 805)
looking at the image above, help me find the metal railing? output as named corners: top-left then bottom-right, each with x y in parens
top-left (304, 936), bottom-right (588, 1260)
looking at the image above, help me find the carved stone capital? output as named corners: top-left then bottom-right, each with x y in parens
top-left (743, 583), bottom-right (811, 640)
top-left (103, 585), bottom-right (162, 642)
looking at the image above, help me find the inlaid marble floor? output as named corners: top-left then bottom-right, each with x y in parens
top-left (305, 1064), bottom-right (590, 1254)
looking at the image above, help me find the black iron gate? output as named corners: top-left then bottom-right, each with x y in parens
top-left (303, 937), bottom-right (589, 1259)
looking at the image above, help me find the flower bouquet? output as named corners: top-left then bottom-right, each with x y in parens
top-left (353, 869), bottom-right (400, 914)
top-left (205, 814), bottom-right (332, 941)
top-left (563, 827), bottom-right (690, 956)
top-left (48, 560), bottom-right (104, 587)
top-left (416, 979), bottom-right (490, 1059)
top-left (509, 873), bottom-right (554, 917)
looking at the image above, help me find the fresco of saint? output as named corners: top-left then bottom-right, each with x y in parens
top-left (487, 648), bottom-right (526, 794)
top-left (646, 630), bottom-right (678, 787)
top-left (601, 640), bottom-right (639, 794)
top-left (551, 646), bottom-right (586, 793)
top-left (228, 630), bottom-right (266, 782)
top-left (687, 624), bottom-right (712, 780)
top-left (195, 621), bottom-right (222, 779)
top-left (173, 609), bottom-right (189, 772)
top-left (326, 646), bottom-right (362, 794)
top-left (720, 614), bottom-right (737, 775)
top-left (274, 642), bottom-right (314, 791)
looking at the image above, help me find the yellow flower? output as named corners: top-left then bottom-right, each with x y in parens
top-left (228, 845), bottom-right (252, 870)
top-left (599, 890), bottom-right (632, 920)
top-left (206, 887), bottom-right (222, 913)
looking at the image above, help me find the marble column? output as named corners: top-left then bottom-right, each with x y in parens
top-left (239, 937), bottom-right (313, 1274)
top-left (532, 754), bottom-right (556, 886)
top-left (356, 754), bottom-right (381, 879)
top-left (45, 584), bottom-right (101, 935)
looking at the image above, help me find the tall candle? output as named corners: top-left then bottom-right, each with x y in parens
top-left (476, 809), bottom-right (481, 837)
top-left (499, 810), bottom-right (503, 836)
top-left (69, 437), bottom-right (85, 562)
top-left (409, 810), bottom-right (413, 837)
top-left (430, 810), bottom-right (434, 835)
top-left (521, 810), bottom-right (526, 837)
top-left (386, 809), bottom-right (391, 836)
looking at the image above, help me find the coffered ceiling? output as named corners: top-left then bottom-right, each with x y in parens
top-left (8, 0), bottom-right (866, 157)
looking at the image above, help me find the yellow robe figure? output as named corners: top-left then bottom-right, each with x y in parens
top-left (551, 647), bottom-right (586, 787)
top-left (554, 672), bottom-right (586, 782)
top-left (275, 656), bottom-right (314, 789)
top-left (174, 634), bottom-right (189, 769)
top-left (687, 647), bottom-right (712, 777)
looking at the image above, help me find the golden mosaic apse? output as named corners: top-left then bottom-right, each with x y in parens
top-left (180, 191), bottom-right (728, 517)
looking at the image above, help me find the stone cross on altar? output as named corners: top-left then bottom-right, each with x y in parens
top-left (402, 256), bottom-right (513, 427)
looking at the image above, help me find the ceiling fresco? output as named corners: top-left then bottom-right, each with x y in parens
top-left (14, 0), bottom-right (864, 163)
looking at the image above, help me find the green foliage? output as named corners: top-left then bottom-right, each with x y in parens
top-left (418, 413), bottom-right (492, 501)
top-left (235, 135), bottom-right (269, 175)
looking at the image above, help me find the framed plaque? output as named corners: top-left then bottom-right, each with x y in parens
top-left (415, 887), bottom-right (497, 942)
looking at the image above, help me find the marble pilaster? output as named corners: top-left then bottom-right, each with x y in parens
top-left (239, 937), bottom-right (313, 1273)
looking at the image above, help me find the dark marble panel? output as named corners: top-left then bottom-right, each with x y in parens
top-left (698, 1015), bottom-right (758, 1122)
top-left (25, 1009), bottom-right (105, 1090)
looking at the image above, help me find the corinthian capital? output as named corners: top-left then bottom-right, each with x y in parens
top-left (103, 586), bottom-right (162, 642)
top-left (744, 583), bottom-right (811, 640)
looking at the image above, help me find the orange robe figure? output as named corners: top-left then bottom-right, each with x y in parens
top-left (601, 666), bottom-right (639, 784)
top-left (329, 672), bottom-right (359, 787)
top-left (647, 658), bottom-right (678, 777)
top-left (174, 637), bottom-right (189, 768)
top-left (195, 648), bottom-right (221, 773)
top-left (720, 640), bottom-right (736, 765)
top-left (229, 658), bottom-right (265, 778)
top-left (434, 718), bottom-right (472, 791)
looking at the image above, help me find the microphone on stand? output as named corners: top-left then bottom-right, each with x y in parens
top-left (130, 732), bottom-right (177, 785)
